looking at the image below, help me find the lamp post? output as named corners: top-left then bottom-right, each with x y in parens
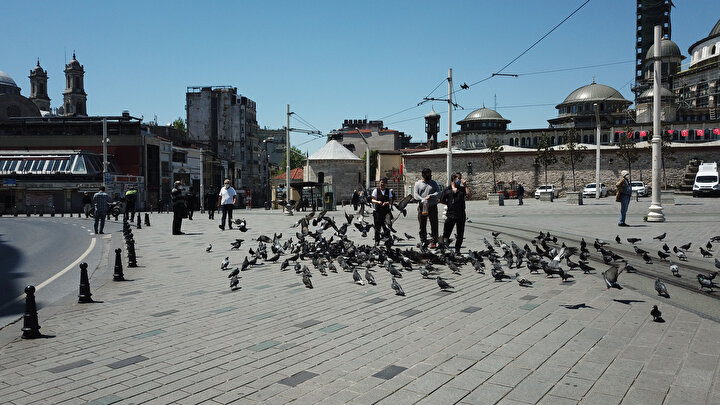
top-left (262, 137), bottom-right (274, 209)
top-left (102, 118), bottom-right (109, 188)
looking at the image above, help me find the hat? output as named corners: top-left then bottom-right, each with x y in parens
top-left (621, 170), bottom-right (629, 178)
top-left (380, 177), bottom-right (388, 182)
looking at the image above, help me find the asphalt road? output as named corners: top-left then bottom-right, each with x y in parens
top-left (0, 216), bottom-right (110, 329)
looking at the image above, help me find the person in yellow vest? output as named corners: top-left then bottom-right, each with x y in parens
top-left (124, 186), bottom-right (138, 222)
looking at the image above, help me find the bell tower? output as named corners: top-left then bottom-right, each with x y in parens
top-left (425, 107), bottom-right (440, 150)
top-left (63, 52), bottom-right (87, 116)
top-left (29, 60), bottom-right (50, 112)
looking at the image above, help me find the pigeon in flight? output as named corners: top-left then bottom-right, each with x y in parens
top-left (206, 244), bottom-right (213, 253)
top-left (603, 265), bottom-right (622, 289)
top-left (354, 221), bottom-right (373, 237)
top-left (651, 305), bottom-right (663, 322)
top-left (653, 232), bottom-right (666, 241)
top-left (353, 268), bottom-right (365, 285)
top-left (436, 276), bottom-right (454, 291)
top-left (654, 278), bottom-right (669, 298)
top-left (220, 257), bottom-right (230, 270)
top-left (391, 276), bottom-right (405, 296)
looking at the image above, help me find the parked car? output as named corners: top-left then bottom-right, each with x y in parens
top-left (534, 185), bottom-right (560, 199)
top-left (582, 183), bottom-right (608, 198)
top-left (631, 181), bottom-right (649, 197)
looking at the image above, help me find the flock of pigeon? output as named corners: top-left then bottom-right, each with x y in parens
top-left (202, 203), bottom-right (720, 324)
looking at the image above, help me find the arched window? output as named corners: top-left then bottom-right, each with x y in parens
top-left (521, 138), bottom-right (526, 147)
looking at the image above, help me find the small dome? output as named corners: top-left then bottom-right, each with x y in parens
top-left (31, 60), bottom-right (44, 74)
top-left (67, 53), bottom-right (82, 70)
top-left (458, 107), bottom-right (510, 123)
top-left (638, 87), bottom-right (675, 100)
top-left (710, 18), bottom-right (720, 37)
top-left (0, 70), bottom-right (18, 87)
top-left (561, 82), bottom-right (629, 104)
top-left (645, 39), bottom-right (685, 60)
top-left (425, 107), bottom-right (440, 118)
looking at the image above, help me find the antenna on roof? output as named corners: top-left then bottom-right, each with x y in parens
top-left (494, 94), bottom-right (497, 110)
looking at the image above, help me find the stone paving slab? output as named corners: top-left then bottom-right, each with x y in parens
top-left (1, 196), bottom-right (720, 404)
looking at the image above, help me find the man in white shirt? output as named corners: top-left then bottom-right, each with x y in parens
top-left (217, 179), bottom-right (237, 230)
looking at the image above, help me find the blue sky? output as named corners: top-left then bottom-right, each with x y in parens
top-left (1, 0), bottom-right (717, 154)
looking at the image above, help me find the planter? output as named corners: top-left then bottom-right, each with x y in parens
top-left (661, 190), bottom-right (675, 206)
top-left (566, 191), bottom-right (583, 205)
top-left (487, 193), bottom-right (504, 206)
top-left (538, 192), bottom-right (554, 202)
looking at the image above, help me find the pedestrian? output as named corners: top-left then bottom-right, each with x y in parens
top-left (171, 181), bottom-right (186, 235)
top-left (351, 189), bottom-right (359, 211)
top-left (82, 191), bottom-right (92, 218)
top-left (92, 185), bottom-right (109, 234)
top-left (371, 177), bottom-right (394, 245)
top-left (217, 179), bottom-right (237, 230)
top-left (205, 187), bottom-right (216, 220)
top-left (440, 172), bottom-right (471, 254)
top-left (185, 191), bottom-right (195, 220)
top-left (517, 183), bottom-right (525, 205)
top-left (124, 185), bottom-right (138, 222)
top-left (616, 170), bottom-right (632, 227)
top-left (413, 168), bottom-right (441, 248)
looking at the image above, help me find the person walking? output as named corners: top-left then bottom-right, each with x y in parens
top-left (413, 168), bottom-right (441, 248)
top-left (171, 181), bottom-right (186, 235)
top-left (205, 187), bottom-right (216, 220)
top-left (351, 189), bottom-right (360, 211)
top-left (185, 191), bottom-right (195, 220)
top-left (124, 186), bottom-right (138, 222)
top-left (218, 179), bottom-right (237, 230)
top-left (616, 170), bottom-right (632, 226)
top-left (517, 183), bottom-right (525, 205)
top-left (82, 191), bottom-right (92, 218)
top-left (371, 177), bottom-right (394, 245)
top-left (92, 186), bottom-right (109, 234)
top-left (440, 172), bottom-right (471, 254)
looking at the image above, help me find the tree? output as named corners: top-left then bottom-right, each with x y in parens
top-left (361, 149), bottom-right (379, 182)
top-left (616, 129), bottom-right (640, 181)
top-left (172, 117), bottom-right (186, 134)
top-left (483, 138), bottom-right (505, 192)
top-left (559, 128), bottom-right (587, 191)
top-left (535, 132), bottom-right (557, 186)
top-left (277, 146), bottom-right (305, 176)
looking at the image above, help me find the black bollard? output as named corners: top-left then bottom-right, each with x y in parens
top-left (144, 213), bottom-right (150, 226)
top-left (136, 214), bottom-right (142, 229)
top-left (21, 285), bottom-right (42, 339)
top-left (113, 248), bottom-right (125, 281)
top-left (127, 240), bottom-right (138, 268)
top-left (78, 262), bottom-right (94, 303)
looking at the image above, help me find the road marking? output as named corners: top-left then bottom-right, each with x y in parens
top-left (0, 238), bottom-right (97, 312)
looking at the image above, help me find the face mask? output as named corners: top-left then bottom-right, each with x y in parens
top-left (455, 179), bottom-right (461, 186)
top-left (224, 184), bottom-right (230, 189)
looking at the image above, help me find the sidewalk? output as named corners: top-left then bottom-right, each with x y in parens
top-left (1, 196), bottom-right (719, 404)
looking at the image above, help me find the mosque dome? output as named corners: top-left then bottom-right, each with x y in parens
top-left (0, 70), bottom-right (18, 87)
top-left (560, 82), bottom-right (629, 104)
top-left (645, 39), bottom-right (685, 60)
top-left (638, 87), bottom-right (675, 101)
top-left (457, 107), bottom-right (510, 124)
top-left (425, 107), bottom-right (440, 118)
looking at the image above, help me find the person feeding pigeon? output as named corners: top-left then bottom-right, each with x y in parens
top-left (615, 170), bottom-right (632, 227)
top-left (413, 168), bottom-right (441, 248)
top-left (217, 179), bottom-right (237, 230)
top-left (371, 177), bottom-right (394, 245)
top-left (440, 172), bottom-right (471, 254)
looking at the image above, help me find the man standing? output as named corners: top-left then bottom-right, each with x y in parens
top-left (92, 186), bottom-right (109, 234)
top-left (371, 177), bottom-right (394, 245)
top-left (616, 170), bottom-right (632, 226)
top-left (185, 191), bottom-right (195, 220)
top-left (124, 185), bottom-right (138, 222)
top-left (517, 183), bottom-right (525, 206)
top-left (413, 168), bottom-right (441, 248)
top-left (82, 191), bottom-right (92, 218)
top-left (440, 172), bottom-right (471, 254)
top-left (171, 181), bottom-right (186, 235)
top-left (218, 179), bottom-right (237, 230)
top-left (205, 187), bottom-right (216, 220)
top-left (351, 189), bottom-right (360, 211)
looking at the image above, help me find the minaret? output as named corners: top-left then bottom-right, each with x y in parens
top-left (425, 107), bottom-right (440, 149)
top-left (29, 60), bottom-right (50, 112)
top-left (63, 52), bottom-right (87, 116)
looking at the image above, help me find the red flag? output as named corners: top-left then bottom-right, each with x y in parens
top-left (667, 129), bottom-right (675, 135)
top-left (681, 129), bottom-right (689, 137)
top-left (714, 128), bottom-right (720, 135)
top-left (640, 131), bottom-right (647, 137)
top-left (399, 160), bottom-right (403, 175)
top-left (697, 129), bottom-right (704, 136)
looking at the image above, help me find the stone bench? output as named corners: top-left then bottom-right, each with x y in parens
top-left (538, 192), bottom-right (554, 202)
top-left (566, 191), bottom-right (583, 205)
top-left (487, 193), bottom-right (504, 206)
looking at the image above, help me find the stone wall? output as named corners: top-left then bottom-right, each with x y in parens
top-left (403, 142), bottom-right (720, 198)
top-left (307, 160), bottom-right (363, 202)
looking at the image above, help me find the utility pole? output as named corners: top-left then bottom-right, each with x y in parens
top-left (102, 118), bottom-right (108, 188)
top-left (355, 129), bottom-right (371, 191)
top-left (285, 104), bottom-right (291, 209)
top-left (447, 68), bottom-right (453, 185)
top-left (595, 104), bottom-right (600, 199)
top-left (648, 24), bottom-right (665, 222)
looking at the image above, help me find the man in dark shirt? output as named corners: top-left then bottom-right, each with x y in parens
top-left (124, 186), bottom-right (138, 222)
top-left (82, 192), bottom-right (92, 218)
top-left (371, 177), bottom-right (394, 245)
top-left (440, 172), bottom-right (471, 254)
top-left (171, 181), bottom-right (186, 235)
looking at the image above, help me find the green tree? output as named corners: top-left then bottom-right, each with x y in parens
top-left (559, 128), bottom-right (587, 191)
top-left (172, 117), bottom-right (186, 134)
top-left (277, 146), bottom-right (305, 176)
top-left (361, 149), bottom-right (379, 182)
top-left (535, 132), bottom-right (557, 186)
top-left (483, 138), bottom-right (505, 192)
top-left (616, 128), bottom-right (640, 181)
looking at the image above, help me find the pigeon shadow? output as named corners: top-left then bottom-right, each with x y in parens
top-left (561, 303), bottom-right (595, 310)
top-left (653, 317), bottom-right (666, 323)
top-left (613, 299), bottom-right (645, 305)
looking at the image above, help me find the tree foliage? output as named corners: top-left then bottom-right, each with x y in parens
top-left (483, 138), bottom-right (505, 192)
top-left (277, 146), bottom-right (305, 175)
top-left (559, 128), bottom-right (587, 191)
top-left (535, 132), bottom-right (557, 186)
top-left (172, 117), bottom-right (186, 134)
top-left (361, 149), bottom-right (379, 182)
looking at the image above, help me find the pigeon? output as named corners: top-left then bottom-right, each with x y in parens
top-left (354, 222), bottom-right (373, 237)
top-left (492, 266), bottom-right (511, 281)
top-left (654, 278), bottom-right (669, 298)
top-left (404, 232), bottom-right (415, 240)
top-left (205, 244), bottom-right (213, 253)
top-left (227, 267), bottom-right (239, 279)
top-left (365, 269), bottom-right (376, 285)
top-left (230, 239), bottom-right (243, 250)
top-left (627, 237), bottom-right (642, 244)
top-left (657, 250), bottom-right (670, 261)
top-left (515, 273), bottom-right (533, 287)
top-left (675, 250), bottom-right (687, 261)
top-left (302, 273), bottom-right (313, 289)
top-left (651, 305), bottom-right (663, 321)
top-left (698, 274), bottom-right (718, 291)
top-left (578, 261), bottom-right (595, 274)
top-left (615, 235), bottom-right (621, 244)
top-left (662, 243), bottom-right (670, 253)
top-left (670, 262), bottom-right (680, 277)
top-left (234, 218), bottom-right (248, 232)
top-left (716, 258), bottom-right (720, 270)
top-left (391, 276), bottom-right (405, 296)
top-left (559, 269), bottom-right (574, 282)
top-left (241, 256), bottom-right (251, 271)
top-left (267, 252), bottom-right (280, 262)
top-left (679, 242), bottom-right (692, 251)
top-left (699, 247), bottom-right (713, 258)
top-left (642, 252), bottom-right (653, 264)
top-left (603, 265), bottom-right (622, 289)
top-left (436, 276), bottom-right (454, 291)
top-left (220, 257), bottom-right (230, 270)
top-left (707, 241), bottom-right (713, 251)
top-left (712, 236), bottom-right (720, 242)
top-left (634, 246), bottom-right (649, 255)
top-left (653, 232), bottom-right (666, 241)
top-left (393, 194), bottom-right (414, 217)
top-left (353, 268), bottom-right (365, 285)
top-left (229, 273), bottom-right (240, 290)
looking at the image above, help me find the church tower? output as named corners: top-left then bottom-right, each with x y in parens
top-left (28, 60), bottom-right (50, 112)
top-left (63, 52), bottom-right (87, 116)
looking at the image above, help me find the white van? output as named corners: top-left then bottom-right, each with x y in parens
top-left (693, 162), bottom-right (720, 197)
